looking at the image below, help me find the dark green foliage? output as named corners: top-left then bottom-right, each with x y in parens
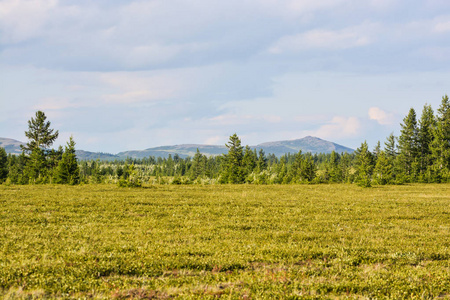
top-left (242, 146), bottom-right (257, 179)
top-left (373, 151), bottom-right (392, 185)
top-left (55, 136), bottom-right (80, 185)
top-left (418, 104), bottom-right (435, 180)
top-left (398, 108), bottom-right (419, 180)
top-left (431, 95), bottom-right (450, 181)
top-left (256, 149), bottom-right (268, 172)
top-left (21, 111), bottom-right (59, 182)
top-left (118, 164), bottom-right (142, 187)
top-left (21, 111), bottom-right (59, 154)
top-left (0, 147), bottom-right (7, 183)
top-left (355, 141), bottom-right (374, 187)
top-left (221, 134), bottom-right (245, 184)
top-left (190, 149), bottom-right (206, 180)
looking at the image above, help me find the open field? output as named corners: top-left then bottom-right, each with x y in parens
top-left (1, 184), bottom-right (450, 299)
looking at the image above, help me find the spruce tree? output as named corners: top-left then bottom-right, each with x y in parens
top-left (430, 95), bottom-right (450, 181)
top-left (373, 150), bottom-right (392, 185)
top-left (55, 136), bottom-right (80, 184)
top-left (355, 141), bottom-right (374, 187)
top-left (0, 147), bottom-right (7, 183)
top-left (398, 108), bottom-right (419, 180)
top-left (242, 146), bottom-right (257, 177)
top-left (418, 104), bottom-right (436, 178)
top-left (221, 134), bottom-right (244, 183)
top-left (257, 149), bottom-right (268, 172)
top-left (384, 133), bottom-right (397, 159)
top-left (191, 148), bottom-right (205, 180)
top-left (300, 154), bottom-right (316, 182)
top-left (21, 111), bottom-right (59, 182)
top-left (328, 151), bottom-right (341, 183)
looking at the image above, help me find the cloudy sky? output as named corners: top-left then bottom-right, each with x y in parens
top-left (1, 0), bottom-right (450, 153)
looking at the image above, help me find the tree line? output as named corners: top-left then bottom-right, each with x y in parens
top-left (0, 95), bottom-right (449, 186)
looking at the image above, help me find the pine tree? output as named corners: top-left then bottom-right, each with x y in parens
top-left (328, 151), bottom-right (341, 183)
top-left (55, 136), bottom-right (80, 184)
top-left (384, 133), bottom-right (397, 159)
top-left (338, 152), bottom-right (353, 183)
top-left (257, 149), bottom-right (268, 172)
top-left (221, 134), bottom-right (244, 183)
top-left (0, 147), bottom-right (7, 183)
top-left (373, 150), bottom-right (392, 185)
top-left (21, 111), bottom-right (59, 182)
top-left (418, 104), bottom-right (436, 179)
top-left (373, 141), bottom-right (381, 161)
top-left (355, 141), bottom-right (374, 187)
top-left (242, 146), bottom-right (257, 177)
top-left (431, 95), bottom-right (450, 181)
top-left (191, 148), bottom-right (205, 180)
top-left (300, 154), bottom-right (316, 182)
top-left (398, 108), bottom-right (419, 180)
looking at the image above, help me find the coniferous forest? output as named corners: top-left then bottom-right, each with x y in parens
top-left (1, 95), bottom-right (450, 187)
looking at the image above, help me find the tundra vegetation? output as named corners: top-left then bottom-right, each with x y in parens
top-left (1, 184), bottom-right (450, 298)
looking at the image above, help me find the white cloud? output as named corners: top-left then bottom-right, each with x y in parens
top-left (100, 72), bottom-right (188, 104)
top-left (32, 97), bottom-right (79, 111)
top-left (0, 0), bottom-right (77, 43)
top-left (203, 135), bottom-right (225, 145)
top-left (208, 114), bottom-right (281, 126)
top-left (434, 20), bottom-right (450, 33)
top-left (269, 23), bottom-right (376, 53)
top-left (294, 114), bottom-right (327, 123)
top-left (368, 107), bottom-right (395, 125)
top-left (303, 116), bottom-right (361, 139)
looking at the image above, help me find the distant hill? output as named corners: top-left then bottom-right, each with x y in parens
top-left (255, 136), bottom-right (354, 157)
top-left (0, 137), bottom-right (24, 155)
top-left (117, 144), bottom-right (228, 159)
top-left (74, 150), bottom-right (121, 161)
top-left (116, 136), bottom-right (353, 159)
top-left (1, 136), bottom-right (354, 160)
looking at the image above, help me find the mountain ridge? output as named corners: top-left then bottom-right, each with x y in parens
top-left (1, 136), bottom-right (354, 160)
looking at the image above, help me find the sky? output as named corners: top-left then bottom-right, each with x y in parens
top-left (1, 0), bottom-right (450, 153)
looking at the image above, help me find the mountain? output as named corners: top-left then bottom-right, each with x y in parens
top-left (255, 136), bottom-right (354, 157)
top-left (1, 136), bottom-right (354, 160)
top-left (117, 144), bottom-right (227, 159)
top-left (116, 136), bottom-right (353, 159)
top-left (74, 150), bottom-right (121, 161)
top-left (0, 137), bottom-right (24, 155)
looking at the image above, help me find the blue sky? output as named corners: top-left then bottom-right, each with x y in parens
top-left (1, 0), bottom-right (450, 153)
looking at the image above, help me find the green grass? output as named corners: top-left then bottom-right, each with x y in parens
top-left (1, 184), bottom-right (450, 299)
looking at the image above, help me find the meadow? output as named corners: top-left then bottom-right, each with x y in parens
top-left (1, 184), bottom-right (450, 299)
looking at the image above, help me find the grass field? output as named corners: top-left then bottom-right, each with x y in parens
top-left (1, 184), bottom-right (450, 299)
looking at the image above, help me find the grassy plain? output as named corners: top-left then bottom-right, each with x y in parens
top-left (1, 184), bottom-right (450, 299)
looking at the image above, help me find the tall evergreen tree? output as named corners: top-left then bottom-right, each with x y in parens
top-left (55, 136), bottom-right (80, 184)
top-left (256, 149), bottom-right (268, 172)
top-left (373, 150), bottom-right (392, 185)
top-left (328, 151), bottom-right (341, 183)
top-left (21, 111), bottom-right (59, 182)
top-left (0, 147), bottom-right (7, 183)
top-left (221, 134), bottom-right (245, 183)
top-left (191, 148), bottom-right (205, 180)
top-left (397, 108), bottom-right (419, 180)
top-left (242, 146), bottom-right (257, 177)
top-left (373, 141), bottom-right (381, 161)
top-left (418, 104), bottom-right (436, 177)
top-left (431, 95), bottom-right (450, 181)
top-left (384, 133), bottom-right (397, 159)
top-left (355, 141), bottom-right (374, 187)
